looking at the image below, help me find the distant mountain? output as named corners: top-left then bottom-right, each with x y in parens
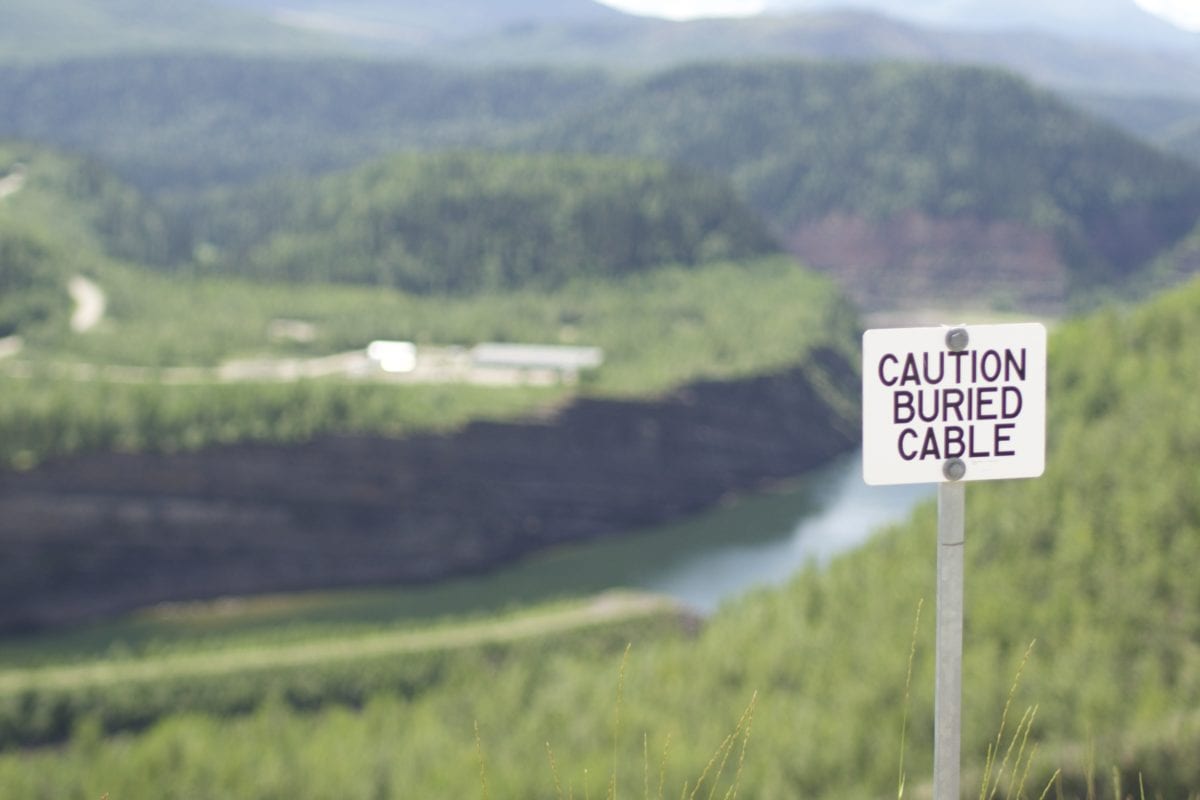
top-left (0, 0), bottom-right (624, 62)
top-left (4, 0), bottom-right (1198, 110)
top-left (0, 55), bottom-right (612, 192)
top-left (1074, 92), bottom-right (1200, 166)
top-left (0, 0), bottom-right (347, 62)
top-left (209, 0), bottom-right (623, 44)
top-left (450, 10), bottom-right (1200, 100)
top-left (526, 61), bottom-right (1200, 308)
top-left (3, 54), bottom-right (1197, 309)
top-left (760, 0), bottom-right (1200, 49)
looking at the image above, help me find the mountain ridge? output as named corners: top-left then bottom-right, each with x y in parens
top-left (4, 57), bottom-right (1197, 312)
top-left (3, 1), bottom-right (1198, 106)
top-left (759, 0), bottom-right (1200, 48)
top-left (525, 60), bottom-right (1200, 308)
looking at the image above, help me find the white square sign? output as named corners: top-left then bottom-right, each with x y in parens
top-left (862, 323), bottom-right (1046, 486)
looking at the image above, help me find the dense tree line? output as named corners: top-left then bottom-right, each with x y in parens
top-left (1, 142), bottom-right (781, 332)
top-left (0, 55), bottom-right (611, 191)
top-left (529, 61), bottom-right (1200, 290)
top-left (3, 56), bottom-right (1196, 298)
top-left (176, 152), bottom-right (780, 291)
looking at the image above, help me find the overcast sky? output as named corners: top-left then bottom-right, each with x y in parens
top-left (1134, 0), bottom-right (1200, 29)
top-left (598, 0), bottom-right (1200, 30)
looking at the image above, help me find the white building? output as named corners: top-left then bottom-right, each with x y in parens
top-left (366, 340), bottom-right (418, 373)
top-left (470, 343), bottom-right (603, 383)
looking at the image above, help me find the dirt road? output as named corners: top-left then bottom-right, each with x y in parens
top-left (0, 591), bottom-right (685, 693)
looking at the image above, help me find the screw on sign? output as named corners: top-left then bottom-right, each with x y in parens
top-left (861, 322), bottom-right (1047, 800)
top-left (862, 323), bottom-right (1046, 486)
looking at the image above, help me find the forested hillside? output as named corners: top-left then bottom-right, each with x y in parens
top-left (3, 56), bottom-right (1195, 308)
top-left (0, 142), bottom-right (167, 263)
top-left (0, 217), bottom-right (66, 338)
top-left (0, 56), bottom-right (611, 191)
top-left (0, 0), bottom-right (342, 62)
top-left (1076, 92), bottom-right (1200, 167)
top-left (0, 143), bottom-right (168, 337)
top-left (530, 61), bottom-right (1200, 300)
top-left (0, 0), bottom-right (627, 62)
top-left (3, 273), bottom-right (1199, 797)
top-left (451, 9), bottom-right (1200, 99)
top-left (175, 152), bottom-right (779, 291)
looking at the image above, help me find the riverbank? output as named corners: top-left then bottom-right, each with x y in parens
top-left (0, 346), bottom-right (859, 631)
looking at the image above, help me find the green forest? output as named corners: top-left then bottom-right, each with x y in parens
top-left (2, 274), bottom-right (1199, 798)
top-left (175, 152), bottom-right (779, 291)
top-left (0, 56), bottom-right (611, 190)
top-left (529, 61), bottom-right (1200, 290)
top-left (3, 57), bottom-right (1197, 298)
top-left (4, 8), bottom-right (1200, 797)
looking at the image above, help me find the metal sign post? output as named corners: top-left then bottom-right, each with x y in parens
top-left (861, 322), bottom-right (1046, 800)
top-left (935, 476), bottom-right (965, 800)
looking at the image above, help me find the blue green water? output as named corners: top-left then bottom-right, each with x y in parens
top-left (0, 453), bottom-right (933, 663)
top-left (281, 451), bottom-right (933, 623)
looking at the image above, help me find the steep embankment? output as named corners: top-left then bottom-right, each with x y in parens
top-left (0, 346), bottom-right (858, 630)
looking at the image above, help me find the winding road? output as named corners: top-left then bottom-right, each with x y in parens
top-left (2, 163), bottom-right (106, 336)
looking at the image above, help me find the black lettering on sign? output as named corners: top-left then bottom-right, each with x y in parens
top-left (1001, 386), bottom-right (1022, 419)
top-left (994, 423), bottom-right (1016, 456)
top-left (878, 344), bottom-right (1029, 464)
top-left (894, 390), bottom-right (914, 424)
top-left (894, 424), bottom-right (1019, 460)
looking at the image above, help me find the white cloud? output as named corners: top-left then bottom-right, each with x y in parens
top-left (597, 0), bottom-right (767, 20)
top-left (1133, 0), bottom-right (1200, 31)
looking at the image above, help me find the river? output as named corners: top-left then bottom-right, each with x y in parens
top-left (299, 451), bottom-right (934, 623)
top-left (6, 452), bottom-right (933, 659)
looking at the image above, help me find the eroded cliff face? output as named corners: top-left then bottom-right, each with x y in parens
top-left (0, 346), bottom-right (859, 631)
top-left (786, 212), bottom-right (1070, 311)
